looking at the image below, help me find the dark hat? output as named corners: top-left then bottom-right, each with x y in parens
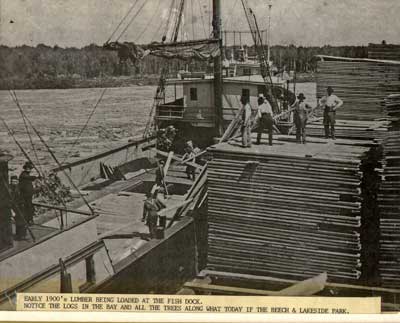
top-left (23, 161), bottom-right (34, 170)
top-left (297, 93), bottom-right (306, 100)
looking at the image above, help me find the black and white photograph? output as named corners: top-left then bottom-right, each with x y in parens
top-left (0, 0), bottom-right (400, 317)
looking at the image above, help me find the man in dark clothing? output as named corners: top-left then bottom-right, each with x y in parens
top-left (142, 190), bottom-right (166, 239)
top-left (19, 161), bottom-right (39, 225)
top-left (155, 160), bottom-right (165, 187)
top-left (10, 175), bottom-right (27, 240)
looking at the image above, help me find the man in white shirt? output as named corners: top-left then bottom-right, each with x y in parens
top-left (319, 86), bottom-right (343, 139)
top-left (241, 95), bottom-right (252, 148)
top-left (256, 94), bottom-right (274, 146)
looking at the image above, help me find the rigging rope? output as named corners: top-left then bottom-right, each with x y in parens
top-left (11, 92), bottom-right (94, 214)
top-left (105, 0), bottom-right (140, 44)
top-left (164, 0), bottom-right (177, 40)
top-left (115, 0), bottom-right (149, 42)
top-left (196, 0), bottom-right (207, 38)
top-left (191, 0), bottom-right (195, 39)
top-left (0, 115), bottom-right (68, 209)
top-left (134, 0), bottom-right (162, 43)
top-left (9, 90), bottom-right (43, 176)
top-left (61, 88), bottom-right (107, 165)
top-left (222, 0), bottom-right (239, 31)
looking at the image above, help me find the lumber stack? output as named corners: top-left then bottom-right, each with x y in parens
top-left (316, 58), bottom-right (400, 121)
top-left (385, 94), bottom-right (400, 130)
top-left (378, 95), bottom-right (400, 288)
top-left (206, 141), bottom-right (380, 284)
top-left (378, 134), bottom-right (400, 288)
top-left (305, 119), bottom-right (388, 141)
top-left (368, 43), bottom-right (400, 61)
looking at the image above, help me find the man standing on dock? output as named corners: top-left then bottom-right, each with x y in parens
top-left (293, 93), bottom-right (313, 144)
top-left (18, 161), bottom-right (40, 225)
top-left (256, 94), bottom-right (274, 146)
top-left (241, 95), bottom-right (252, 148)
top-left (319, 86), bottom-right (343, 139)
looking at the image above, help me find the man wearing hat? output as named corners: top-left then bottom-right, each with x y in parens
top-left (319, 87), bottom-right (343, 139)
top-left (142, 190), bottom-right (166, 239)
top-left (18, 161), bottom-right (40, 225)
top-left (256, 94), bottom-right (274, 146)
top-left (292, 93), bottom-right (313, 144)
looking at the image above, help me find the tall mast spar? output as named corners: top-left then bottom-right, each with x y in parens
top-left (267, 1), bottom-right (272, 64)
top-left (213, 0), bottom-right (223, 136)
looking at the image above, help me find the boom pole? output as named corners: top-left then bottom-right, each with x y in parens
top-left (213, 0), bottom-right (223, 137)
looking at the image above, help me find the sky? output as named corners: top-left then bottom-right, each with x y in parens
top-left (0, 0), bottom-right (399, 48)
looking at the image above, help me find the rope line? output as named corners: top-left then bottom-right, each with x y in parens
top-left (106, 0), bottom-right (140, 43)
top-left (115, 0), bottom-right (149, 42)
top-left (196, 0), bottom-right (207, 38)
top-left (11, 93), bottom-right (94, 214)
top-left (62, 88), bottom-right (107, 164)
top-left (190, 0), bottom-right (195, 39)
top-left (134, 0), bottom-right (162, 43)
top-left (9, 91), bottom-right (43, 176)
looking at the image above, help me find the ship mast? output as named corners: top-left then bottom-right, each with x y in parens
top-left (212, 0), bottom-right (223, 137)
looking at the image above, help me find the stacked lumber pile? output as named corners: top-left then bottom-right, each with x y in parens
top-left (305, 119), bottom-right (388, 141)
top-left (368, 43), bottom-right (400, 61)
top-left (385, 94), bottom-right (400, 131)
top-left (206, 140), bottom-right (380, 284)
top-left (378, 95), bottom-right (400, 288)
top-left (316, 56), bottom-right (400, 121)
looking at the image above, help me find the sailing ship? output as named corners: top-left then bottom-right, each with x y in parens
top-left (1, 0), bottom-right (400, 312)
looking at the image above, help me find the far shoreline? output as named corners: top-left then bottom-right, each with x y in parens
top-left (0, 73), bottom-right (316, 91)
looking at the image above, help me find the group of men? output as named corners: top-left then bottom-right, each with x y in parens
top-left (10, 161), bottom-right (40, 240)
top-left (241, 86), bottom-right (343, 146)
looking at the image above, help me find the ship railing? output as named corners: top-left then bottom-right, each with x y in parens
top-left (156, 104), bottom-right (185, 119)
top-left (33, 202), bottom-right (96, 231)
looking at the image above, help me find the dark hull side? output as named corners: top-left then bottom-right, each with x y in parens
top-left (88, 217), bottom-right (197, 294)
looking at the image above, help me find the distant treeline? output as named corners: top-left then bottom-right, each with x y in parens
top-left (0, 43), bottom-right (368, 90)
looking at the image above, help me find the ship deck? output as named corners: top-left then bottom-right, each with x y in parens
top-left (42, 163), bottom-right (195, 265)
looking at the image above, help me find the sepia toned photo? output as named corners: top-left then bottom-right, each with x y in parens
top-left (0, 0), bottom-right (400, 317)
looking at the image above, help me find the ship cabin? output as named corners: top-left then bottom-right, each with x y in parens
top-left (156, 74), bottom-right (291, 135)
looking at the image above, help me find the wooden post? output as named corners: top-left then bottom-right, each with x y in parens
top-left (213, 0), bottom-right (223, 137)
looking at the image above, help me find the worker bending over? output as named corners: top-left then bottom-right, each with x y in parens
top-left (319, 86), bottom-right (343, 140)
top-left (256, 94), bottom-right (274, 146)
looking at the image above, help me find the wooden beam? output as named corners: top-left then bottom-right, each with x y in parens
top-left (183, 281), bottom-right (280, 296)
top-left (156, 149), bottom-right (201, 169)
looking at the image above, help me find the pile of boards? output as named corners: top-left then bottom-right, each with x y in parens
top-left (206, 140), bottom-right (380, 284)
top-left (378, 94), bottom-right (400, 288)
top-left (306, 119), bottom-right (388, 141)
top-left (315, 56), bottom-right (400, 121)
top-left (368, 43), bottom-right (400, 61)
